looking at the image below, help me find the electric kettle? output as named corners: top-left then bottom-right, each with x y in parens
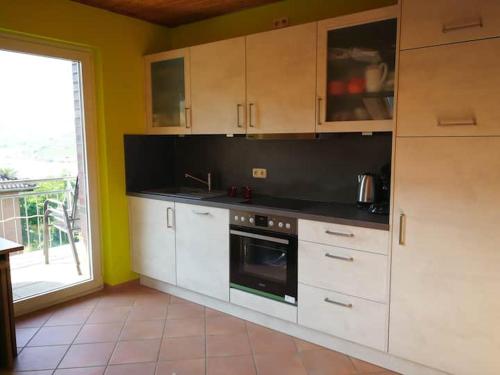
top-left (356, 173), bottom-right (376, 208)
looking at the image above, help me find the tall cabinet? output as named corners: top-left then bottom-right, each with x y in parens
top-left (389, 2), bottom-right (500, 374)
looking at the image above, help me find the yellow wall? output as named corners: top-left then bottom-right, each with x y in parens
top-left (0, 0), bottom-right (171, 285)
top-left (1, 0), bottom-right (395, 286)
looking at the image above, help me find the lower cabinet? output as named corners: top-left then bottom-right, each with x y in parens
top-left (128, 197), bottom-right (176, 285)
top-left (390, 137), bottom-right (500, 375)
top-left (175, 203), bottom-right (230, 301)
top-left (298, 283), bottom-right (387, 351)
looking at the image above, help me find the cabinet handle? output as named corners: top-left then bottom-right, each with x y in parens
top-left (237, 104), bottom-right (244, 128)
top-left (324, 297), bottom-right (352, 308)
top-left (166, 207), bottom-right (174, 228)
top-left (185, 107), bottom-right (192, 128)
top-left (325, 253), bottom-right (354, 262)
top-left (399, 213), bottom-right (406, 246)
top-left (325, 230), bottom-right (354, 238)
top-left (437, 118), bottom-right (476, 127)
top-left (248, 103), bottom-right (255, 128)
top-left (317, 97), bottom-right (322, 125)
top-left (192, 210), bottom-right (210, 215)
top-left (442, 17), bottom-right (483, 33)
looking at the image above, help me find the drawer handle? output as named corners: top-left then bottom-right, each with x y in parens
top-left (325, 230), bottom-right (354, 238)
top-left (442, 17), bottom-right (483, 33)
top-left (325, 253), bottom-right (354, 262)
top-left (324, 297), bottom-right (352, 308)
top-left (437, 118), bottom-right (476, 127)
top-left (192, 210), bottom-right (210, 215)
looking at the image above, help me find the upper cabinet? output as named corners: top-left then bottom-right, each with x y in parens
top-left (190, 37), bottom-right (246, 134)
top-left (246, 23), bottom-right (317, 134)
top-left (401, 0), bottom-right (500, 50)
top-left (145, 49), bottom-right (192, 134)
top-left (316, 7), bottom-right (398, 133)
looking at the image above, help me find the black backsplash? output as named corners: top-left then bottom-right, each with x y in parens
top-left (124, 133), bottom-right (392, 204)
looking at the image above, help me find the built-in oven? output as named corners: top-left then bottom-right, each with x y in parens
top-left (230, 210), bottom-right (297, 305)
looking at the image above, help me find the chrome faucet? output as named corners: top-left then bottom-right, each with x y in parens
top-left (185, 172), bottom-right (212, 192)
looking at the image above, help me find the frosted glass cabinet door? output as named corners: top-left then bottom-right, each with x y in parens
top-left (145, 49), bottom-right (191, 134)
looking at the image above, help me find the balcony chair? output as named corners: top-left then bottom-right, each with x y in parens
top-left (43, 178), bottom-right (82, 275)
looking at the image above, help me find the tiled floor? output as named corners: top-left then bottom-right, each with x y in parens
top-left (4, 284), bottom-right (400, 375)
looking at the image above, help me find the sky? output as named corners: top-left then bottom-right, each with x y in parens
top-left (0, 49), bottom-right (79, 179)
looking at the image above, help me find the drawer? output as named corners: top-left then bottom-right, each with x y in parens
top-left (298, 241), bottom-right (388, 302)
top-left (397, 38), bottom-right (500, 137)
top-left (298, 283), bottom-right (387, 351)
top-left (401, 0), bottom-right (500, 50)
top-left (298, 219), bottom-right (389, 255)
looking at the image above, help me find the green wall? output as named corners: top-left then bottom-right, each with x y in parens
top-left (0, 0), bottom-right (396, 286)
top-left (0, 0), bottom-right (171, 285)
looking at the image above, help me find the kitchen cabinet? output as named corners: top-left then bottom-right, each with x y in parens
top-left (401, 0), bottom-right (500, 50)
top-left (175, 203), bottom-right (229, 301)
top-left (128, 197), bottom-right (176, 285)
top-left (190, 37), bottom-right (246, 134)
top-left (145, 48), bottom-right (191, 134)
top-left (316, 7), bottom-right (398, 133)
top-left (246, 23), bottom-right (317, 134)
top-left (390, 137), bottom-right (500, 375)
top-left (397, 38), bottom-right (500, 137)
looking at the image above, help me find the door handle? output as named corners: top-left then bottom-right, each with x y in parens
top-left (237, 104), bottom-right (244, 128)
top-left (185, 107), bottom-right (192, 128)
top-left (167, 207), bottom-right (174, 228)
top-left (399, 213), bottom-right (406, 246)
top-left (248, 103), bottom-right (255, 128)
top-left (317, 97), bottom-right (323, 125)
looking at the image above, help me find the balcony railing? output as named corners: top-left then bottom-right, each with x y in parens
top-left (0, 177), bottom-right (77, 252)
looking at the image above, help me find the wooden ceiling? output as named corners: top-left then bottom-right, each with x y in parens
top-left (73, 0), bottom-right (282, 27)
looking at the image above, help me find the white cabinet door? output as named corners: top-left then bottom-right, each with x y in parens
top-left (397, 38), bottom-right (500, 137)
top-left (175, 203), bottom-right (229, 301)
top-left (191, 37), bottom-right (246, 134)
top-left (246, 23), bottom-right (317, 134)
top-left (390, 137), bottom-right (500, 375)
top-left (401, 0), bottom-right (500, 50)
top-left (128, 197), bottom-right (176, 285)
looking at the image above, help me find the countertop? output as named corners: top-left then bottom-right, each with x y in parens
top-left (0, 238), bottom-right (23, 255)
top-left (128, 191), bottom-right (390, 231)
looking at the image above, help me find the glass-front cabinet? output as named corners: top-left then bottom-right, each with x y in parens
top-left (316, 6), bottom-right (398, 133)
top-left (145, 49), bottom-right (192, 134)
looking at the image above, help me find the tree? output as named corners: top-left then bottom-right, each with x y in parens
top-left (0, 167), bottom-right (17, 179)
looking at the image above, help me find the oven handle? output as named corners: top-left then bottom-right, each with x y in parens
top-left (230, 229), bottom-right (290, 245)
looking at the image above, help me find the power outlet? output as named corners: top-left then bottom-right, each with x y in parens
top-left (272, 17), bottom-right (289, 29)
top-left (252, 168), bottom-right (267, 179)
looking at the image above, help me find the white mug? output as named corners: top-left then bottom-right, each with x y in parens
top-left (365, 63), bottom-right (388, 93)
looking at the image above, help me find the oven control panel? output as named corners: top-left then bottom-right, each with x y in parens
top-left (230, 210), bottom-right (297, 235)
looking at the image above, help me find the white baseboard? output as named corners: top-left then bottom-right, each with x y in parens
top-left (141, 276), bottom-right (446, 375)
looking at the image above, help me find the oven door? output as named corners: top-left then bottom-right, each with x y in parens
top-left (230, 225), bottom-right (297, 305)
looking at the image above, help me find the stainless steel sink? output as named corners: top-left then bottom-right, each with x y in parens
top-left (143, 187), bottom-right (226, 200)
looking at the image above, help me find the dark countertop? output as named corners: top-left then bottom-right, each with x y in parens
top-left (127, 191), bottom-right (390, 231)
top-left (0, 238), bottom-right (23, 255)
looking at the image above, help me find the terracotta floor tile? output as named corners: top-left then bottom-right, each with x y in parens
top-left (247, 324), bottom-right (297, 355)
top-left (206, 334), bottom-right (252, 357)
top-left (301, 349), bottom-right (356, 375)
top-left (169, 296), bottom-right (192, 304)
top-left (28, 325), bottom-right (81, 346)
top-left (59, 342), bottom-right (115, 368)
top-left (206, 355), bottom-right (256, 375)
top-left (3, 371), bottom-right (53, 375)
top-left (206, 316), bottom-right (246, 335)
top-left (350, 357), bottom-right (396, 373)
top-left (109, 339), bottom-right (161, 364)
top-left (16, 310), bottom-right (54, 328)
top-left (156, 358), bottom-right (205, 375)
top-left (167, 303), bottom-right (204, 319)
top-left (44, 309), bottom-right (92, 326)
top-left (255, 353), bottom-right (307, 375)
top-left (127, 304), bottom-right (168, 321)
top-left (54, 367), bottom-right (106, 375)
top-left (104, 362), bottom-right (156, 375)
top-left (16, 327), bottom-right (39, 347)
top-left (294, 338), bottom-right (325, 351)
top-left (98, 295), bottom-right (136, 307)
top-left (205, 307), bottom-right (230, 319)
top-left (134, 293), bottom-right (170, 307)
top-left (164, 318), bottom-right (205, 338)
top-left (159, 336), bottom-right (205, 361)
top-left (14, 345), bottom-right (68, 371)
top-left (87, 306), bottom-right (130, 324)
top-left (74, 323), bottom-right (123, 344)
top-left (120, 319), bottom-right (164, 340)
